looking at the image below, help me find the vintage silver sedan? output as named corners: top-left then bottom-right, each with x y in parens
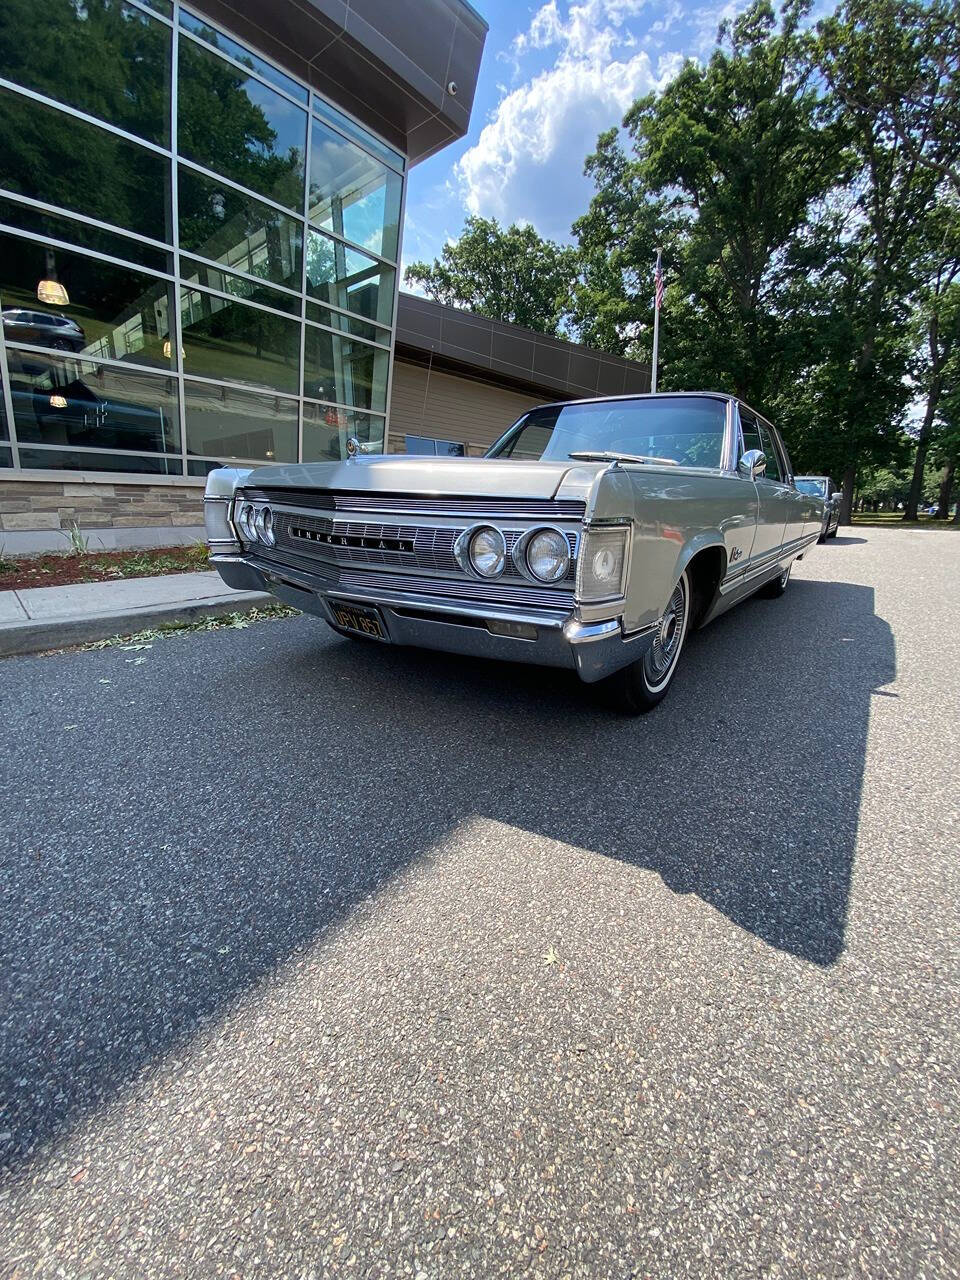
top-left (204, 392), bottom-right (824, 712)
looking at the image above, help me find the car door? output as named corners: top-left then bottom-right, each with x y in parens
top-left (740, 406), bottom-right (790, 571)
top-left (769, 422), bottom-right (807, 548)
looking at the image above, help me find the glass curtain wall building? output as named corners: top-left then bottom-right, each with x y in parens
top-left (0, 0), bottom-right (405, 476)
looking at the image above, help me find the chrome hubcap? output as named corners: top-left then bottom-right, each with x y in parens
top-left (644, 579), bottom-right (686, 685)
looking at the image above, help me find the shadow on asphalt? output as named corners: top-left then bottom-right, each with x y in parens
top-left (0, 577), bottom-right (894, 1173)
top-left (831, 536), bottom-right (868, 545)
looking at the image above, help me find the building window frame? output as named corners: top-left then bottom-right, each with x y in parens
top-left (0, 0), bottom-right (406, 475)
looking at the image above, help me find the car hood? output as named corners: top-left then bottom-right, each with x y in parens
top-left (244, 454), bottom-right (608, 504)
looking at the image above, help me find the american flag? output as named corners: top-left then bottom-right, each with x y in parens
top-left (654, 251), bottom-right (664, 311)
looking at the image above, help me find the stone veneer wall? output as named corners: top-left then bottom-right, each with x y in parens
top-left (0, 480), bottom-right (205, 532)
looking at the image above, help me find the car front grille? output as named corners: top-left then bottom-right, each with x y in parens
top-left (239, 490), bottom-right (583, 610)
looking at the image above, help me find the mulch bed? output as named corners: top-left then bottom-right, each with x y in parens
top-left (0, 545), bottom-right (209, 592)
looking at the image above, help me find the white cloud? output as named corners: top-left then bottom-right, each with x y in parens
top-left (458, 2), bottom-right (681, 241)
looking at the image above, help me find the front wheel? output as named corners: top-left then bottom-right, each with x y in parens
top-left (599, 571), bottom-right (690, 714)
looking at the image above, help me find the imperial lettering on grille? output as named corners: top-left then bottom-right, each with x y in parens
top-left (291, 527), bottom-right (415, 554)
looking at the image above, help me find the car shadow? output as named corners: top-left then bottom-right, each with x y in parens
top-left (0, 578), bottom-right (894, 1174)
top-left (831, 536), bottom-right (868, 545)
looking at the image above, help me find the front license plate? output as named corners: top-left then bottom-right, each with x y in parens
top-left (328, 600), bottom-right (386, 640)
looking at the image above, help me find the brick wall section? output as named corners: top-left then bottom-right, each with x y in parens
top-left (0, 482), bottom-right (205, 532)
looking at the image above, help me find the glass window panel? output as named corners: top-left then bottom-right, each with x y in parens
top-left (17, 447), bottom-right (182, 474)
top-left (309, 118), bottom-right (401, 261)
top-left (313, 100), bottom-right (404, 173)
top-left (0, 232), bottom-right (174, 369)
top-left (180, 257), bottom-right (299, 316)
top-left (303, 403), bottom-right (385, 461)
top-left (303, 328), bottom-right (388, 413)
top-left (7, 349), bottom-right (180, 456)
top-left (306, 303), bottom-right (390, 345)
top-left (0, 88), bottom-right (171, 242)
top-left (0, 377), bottom-right (8, 441)
top-left (178, 167), bottom-right (302, 290)
top-left (178, 37), bottom-right (306, 212)
top-left (179, 12), bottom-right (307, 103)
top-left (179, 286), bottom-right (300, 395)
top-left (305, 228), bottom-right (395, 326)
top-left (141, 0), bottom-right (172, 16)
top-left (0, 0), bottom-right (171, 145)
top-left (0, 446), bottom-right (11, 468)
top-left (184, 380), bottom-right (298, 464)
top-left (0, 197), bottom-right (169, 273)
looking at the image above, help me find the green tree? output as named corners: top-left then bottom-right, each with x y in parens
top-left (403, 216), bottom-right (579, 337)
top-left (822, 0), bottom-right (960, 200)
top-left (815, 0), bottom-right (944, 521)
top-left (571, 1), bottom-right (845, 416)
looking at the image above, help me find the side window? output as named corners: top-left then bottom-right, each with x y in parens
top-left (755, 420), bottom-right (783, 483)
top-left (739, 408), bottom-right (763, 464)
top-left (772, 426), bottom-right (793, 481)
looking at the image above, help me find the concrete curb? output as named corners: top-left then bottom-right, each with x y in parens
top-left (0, 589), bottom-right (272, 658)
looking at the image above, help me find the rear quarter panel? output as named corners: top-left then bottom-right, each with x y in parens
top-left (591, 466), bottom-right (758, 633)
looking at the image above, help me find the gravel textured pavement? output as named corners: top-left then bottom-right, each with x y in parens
top-left (0, 527), bottom-right (957, 1279)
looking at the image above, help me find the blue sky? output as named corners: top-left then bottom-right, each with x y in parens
top-left (401, 0), bottom-right (752, 277)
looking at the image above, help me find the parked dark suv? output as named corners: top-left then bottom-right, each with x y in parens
top-left (795, 475), bottom-right (841, 540)
top-left (2, 308), bottom-right (86, 352)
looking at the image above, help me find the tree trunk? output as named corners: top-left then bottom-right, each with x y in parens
top-left (936, 455), bottom-right (955, 519)
top-left (904, 317), bottom-right (943, 521)
top-left (903, 395), bottom-right (939, 520)
top-left (839, 463), bottom-right (856, 526)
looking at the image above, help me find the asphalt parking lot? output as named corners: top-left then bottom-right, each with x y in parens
top-left (1, 527), bottom-right (957, 1279)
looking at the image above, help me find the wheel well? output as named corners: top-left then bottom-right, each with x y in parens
top-left (685, 546), bottom-right (726, 627)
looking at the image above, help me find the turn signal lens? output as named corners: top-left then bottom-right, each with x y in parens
top-left (577, 527), bottom-right (628, 602)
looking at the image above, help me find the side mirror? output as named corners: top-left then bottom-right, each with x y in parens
top-left (738, 448), bottom-right (766, 481)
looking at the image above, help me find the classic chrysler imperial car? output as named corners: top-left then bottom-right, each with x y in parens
top-left (204, 392), bottom-right (824, 712)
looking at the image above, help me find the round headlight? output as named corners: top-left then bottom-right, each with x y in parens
top-left (238, 502), bottom-right (257, 542)
top-left (468, 526), bottom-right (506, 578)
top-left (254, 505), bottom-right (275, 546)
top-left (525, 528), bottom-right (570, 582)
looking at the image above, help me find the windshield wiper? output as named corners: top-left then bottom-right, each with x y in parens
top-left (568, 450), bottom-right (680, 466)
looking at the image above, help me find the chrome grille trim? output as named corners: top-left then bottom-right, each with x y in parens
top-left (252, 545), bottom-right (575, 610)
top-left (336, 569), bottom-right (575, 610)
top-left (244, 488), bottom-right (586, 521)
top-left (258, 506), bottom-right (578, 582)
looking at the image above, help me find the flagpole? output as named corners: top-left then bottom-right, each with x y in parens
top-left (651, 247), bottom-right (661, 394)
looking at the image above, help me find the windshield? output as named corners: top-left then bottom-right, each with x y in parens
top-left (486, 396), bottom-right (728, 469)
top-left (796, 478), bottom-right (826, 496)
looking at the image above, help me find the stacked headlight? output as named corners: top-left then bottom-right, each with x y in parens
top-left (516, 527), bottom-right (571, 583)
top-left (236, 500), bottom-right (275, 546)
top-left (454, 525), bottom-right (506, 578)
top-left (577, 526), bottom-right (629, 602)
top-left (254, 505), bottom-right (275, 546)
top-left (237, 502), bottom-right (258, 542)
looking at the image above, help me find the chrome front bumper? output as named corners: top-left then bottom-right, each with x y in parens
top-left (211, 553), bottom-right (653, 684)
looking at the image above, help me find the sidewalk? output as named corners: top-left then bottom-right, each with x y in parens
top-left (0, 571), bottom-right (271, 657)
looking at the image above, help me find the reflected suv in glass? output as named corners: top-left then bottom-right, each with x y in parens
top-left (2, 308), bottom-right (86, 352)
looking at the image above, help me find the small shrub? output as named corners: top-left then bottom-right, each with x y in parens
top-left (62, 521), bottom-right (90, 556)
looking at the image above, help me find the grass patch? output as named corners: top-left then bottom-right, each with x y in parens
top-left (850, 512), bottom-right (957, 529)
top-left (0, 541), bottom-right (211, 591)
top-left (79, 603), bottom-right (301, 651)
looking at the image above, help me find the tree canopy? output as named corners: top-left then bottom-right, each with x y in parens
top-left (404, 216), bottom-right (579, 337)
top-left (406, 0), bottom-right (959, 520)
